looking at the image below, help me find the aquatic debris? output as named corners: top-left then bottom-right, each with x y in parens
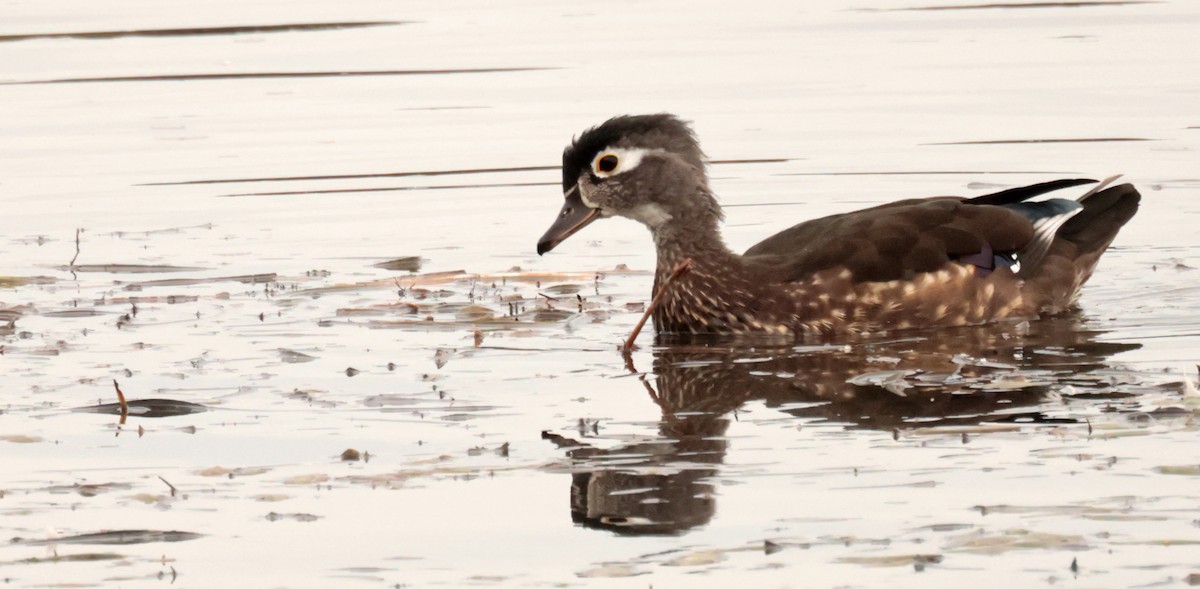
top-left (623, 258), bottom-right (691, 353)
top-left (342, 455), bottom-right (535, 490)
top-left (837, 554), bottom-right (943, 567)
top-left (114, 380), bottom-right (128, 413)
top-left (1110, 539), bottom-right (1200, 547)
top-left (68, 227), bottom-right (82, 268)
top-left (42, 482), bottom-right (132, 496)
top-left (529, 308), bottom-right (572, 322)
top-left (434, 347), bottom-right (452, 369)
top-left (465, 442), bottom-right (509, 457)
top-left (542, 283), bottom-right (582, 295)
top-left (307, 266), bottom-right (647, 335)
top-left (129, 493), bottom-right (173, 506)
top-left (41, 309), bottom-right (106, 318)
top-left (194, 466), bottom-right (271, 477)
top-left (361, 393), bottom-right (439, 408)
top-left (158, 476), bottom-right (178, 497)
top-left (373, 256), bottom-right (423, 272)
top-left (120, 272), bottom-right (277, 288)
top-left (1153, 465), bottom-right (1200, 476)
top-left (58, 264), bottom-right (206, 273)
top-left (17, 552), bottom-right (124, 564)
top-left (663, 549), bottom-right (724, 567)
top-left (19, 530), bottom-right (202, 546)
top-left (910, 424), bottom-right (1022, 436)
top-left (279, 348), bottom-right (318, 363)
top-left (456, 305), bottom-right (494, 321)
top-left (0, 303), bottom-right (31, 323)
top-left (848, 370), bottom-right (913, 396)
top-left (73, 382), bottom-right (209, 419)
top-left (337, 305), bottom-right (415, 317)
top-left (283, 473), bottom-right (330, 485)
top-left (945, 528), bottom-right (1088, 554)
top-left (265, 512), bottom-right (321, 523)
top-left (973, 375), bottom-right (1046, 391)
top-left (1182, 365), bottom-right (1200, 400)
top-left (576, 564), bottom-right (645, 578)
top-left (341, 448), bottom-right (363, 461)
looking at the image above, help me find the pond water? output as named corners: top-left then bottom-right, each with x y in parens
top-left (2, 0), bottom-right (1199, 587)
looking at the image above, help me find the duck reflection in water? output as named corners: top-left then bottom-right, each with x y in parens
top-left (544, 315), bottom-right (1139, 536)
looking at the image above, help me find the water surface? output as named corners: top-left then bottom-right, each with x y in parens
top-left (2, 0), bottom-right (1199, 587)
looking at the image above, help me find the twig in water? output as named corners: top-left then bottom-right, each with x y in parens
top-left (621, 258), bottom-right (691, 354)
top-left (158, 476), bottom-right (178, 497)
top-left (113, 379), bottom-right (128, 409)
top-left (69, 228), bottom-right (81, 267)
top-left (113, 379), bottom-right (129, 425)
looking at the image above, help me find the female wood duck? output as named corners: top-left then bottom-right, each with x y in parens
top-left (536, 114), bottom-right (1140, 337)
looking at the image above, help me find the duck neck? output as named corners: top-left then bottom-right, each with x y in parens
top-left (646, 184), bottom-right (733, 262)
top-left (650, 211), bottom-right (735, 273)
top-left (639, 185), bottom-right (771, 333)
top-left (648, 209), bottom-right (755, 333)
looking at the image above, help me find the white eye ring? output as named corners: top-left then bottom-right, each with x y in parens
top-left (595, 154), bottom-right (620, 175)
top-left (591, 147), bottom-right (647, 178)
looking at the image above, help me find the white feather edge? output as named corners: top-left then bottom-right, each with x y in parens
top-left (1014, 174), bottom-right (1125, 274)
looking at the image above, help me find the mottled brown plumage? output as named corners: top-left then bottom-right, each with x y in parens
top-left (537, 114), bottom-right (1141, 337)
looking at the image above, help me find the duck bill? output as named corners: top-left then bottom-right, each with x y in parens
top-left (537, 188), bottom-right (600, 255)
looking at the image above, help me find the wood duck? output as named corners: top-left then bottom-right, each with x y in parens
top-left (536, 114), bottom-right (1140, 337)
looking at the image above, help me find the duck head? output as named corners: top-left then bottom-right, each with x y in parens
top-left (536, 114), bottom-right (720, 255)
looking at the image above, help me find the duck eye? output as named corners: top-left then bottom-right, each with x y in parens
top-left (597, 154), bottom-right (619, 174)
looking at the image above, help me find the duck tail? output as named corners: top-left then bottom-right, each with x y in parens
top-left (1057, 179), bottom-right (1141, 257)
top-left (1028, 177), bottom-right (1141, 313)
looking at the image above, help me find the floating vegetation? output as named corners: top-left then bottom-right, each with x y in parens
top-left (19, 530), bottom-right (202, 546)
top-left (372, 256), bottom-right (423, 272)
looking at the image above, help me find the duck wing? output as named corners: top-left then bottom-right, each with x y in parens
top-left (742, 179), bottom-right (1100, 283)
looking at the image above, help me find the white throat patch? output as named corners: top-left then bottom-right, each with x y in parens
top-left (627, 203), bottom-right (673, 228)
